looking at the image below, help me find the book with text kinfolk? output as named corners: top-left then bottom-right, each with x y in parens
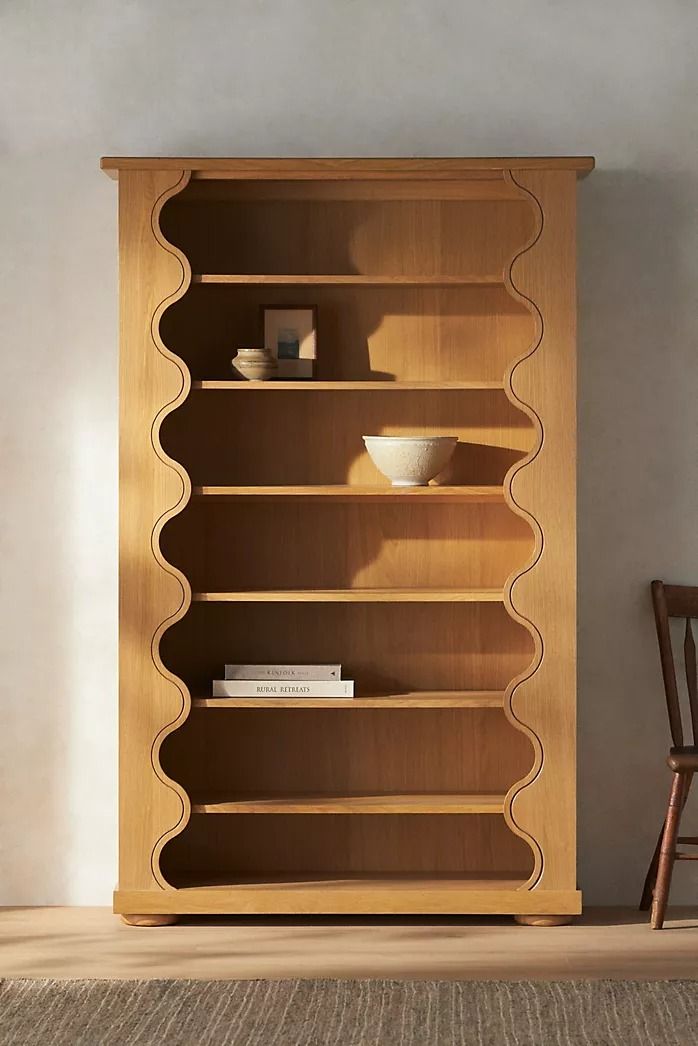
top-left (213, 679), bottom-right (354, 698)
top-left (224, 664), bottom-right (341, 681)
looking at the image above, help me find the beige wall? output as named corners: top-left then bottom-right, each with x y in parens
top-left (1, 0), bottom-right (696, 904)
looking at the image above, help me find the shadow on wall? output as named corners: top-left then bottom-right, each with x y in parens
top-left (577, 169), bottom-right (698, 904)
top-left (0, 154), bottom-right (117, 907)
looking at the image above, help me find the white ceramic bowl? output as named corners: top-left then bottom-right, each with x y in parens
top-left (363, 435), bottom-right (458, 487)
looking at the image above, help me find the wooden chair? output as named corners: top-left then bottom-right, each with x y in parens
top-left (640, 580), bottom-right (698, 928)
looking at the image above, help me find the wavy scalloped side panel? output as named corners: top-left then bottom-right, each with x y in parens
top-left (117, 169), bottom-right (193, 892)
top-left (500, 169), bottom-right (578, 894)
top-left (500, 171), bottom-right (546, 887)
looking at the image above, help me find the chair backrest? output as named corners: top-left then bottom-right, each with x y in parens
top-left (651, 580), bottom-right (698, 748)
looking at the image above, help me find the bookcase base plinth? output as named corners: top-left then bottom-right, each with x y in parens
top-left (114, 885), bottom-right (582, 918)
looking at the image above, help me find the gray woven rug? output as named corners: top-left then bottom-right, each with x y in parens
top-left (0, 979), bottom-right (695, 1045)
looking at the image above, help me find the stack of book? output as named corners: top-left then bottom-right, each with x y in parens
top-left (212, 664), bottom-right (354, 698)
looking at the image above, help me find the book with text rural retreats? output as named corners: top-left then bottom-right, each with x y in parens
top-left (213, 679), bottom-right (354, 698)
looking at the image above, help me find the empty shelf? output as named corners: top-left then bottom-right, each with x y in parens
top-left (192, 380), bottom-right (506, 391)
top-left (192, 589), bottom-right (504, 603)
top-left (191, 792), bottom-right (507, 815)
top-left (192, 274), bottom-right (503, 286)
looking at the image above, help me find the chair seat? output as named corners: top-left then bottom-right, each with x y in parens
top-left (667, 747), bottom-right (698, 771)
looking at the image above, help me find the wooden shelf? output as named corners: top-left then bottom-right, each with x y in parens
top-left (191, 792), bottom-right (506, 815)
top-left (173, 871), bottom-right (529, 891)
top-left (193, 691), bottom-right (505, 709)
top-left (192, 274), bottom-right (503, 286)
top-left (192, 589), bottom-right (504, 603)
top-left (192, 485), bottom-right (504, 503)
top-left (192, 380), bottom-right (505, 391)
top-left (155, 872), bottom-right (536, 914)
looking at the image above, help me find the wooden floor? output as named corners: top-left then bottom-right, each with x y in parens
top-left (1, 907), bottom-right (698, 980)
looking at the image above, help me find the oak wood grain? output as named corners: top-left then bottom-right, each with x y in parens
top-left (191, 485), bottom-right (504, 502)
top-left (191, 792), bottom-right (506, 815)
top-left (118, 169), bottom-right (193, 892)
top-left (192, 274), bottom-right (503, 285)
top-left (191, 589), bottom-right (504, 602)
top-left (165, 500), bottom-right (530, 591)
top-left (193, 691), bottom-right (505, 709)
top-left (192, 381), bottom-right (506, 390)
top-left (501, 169), bottom-right (578, 893)
top-left (164, 284), bottom-right (531, 385)
top-left (102, 156), bottom-right (595, 179)
top-left (160, 709), bottom-right (531, 817)
top-left (160, 602), bottom-right (532, 697)
top-left (112, 156), bottom-right (585, 917)
top-left (114, 885), bottom-right (581, 916)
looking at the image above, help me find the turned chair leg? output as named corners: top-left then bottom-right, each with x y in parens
top-left (651, 772), bottom-right (686, 930)
top-left (640, 820), bottom-right (665, 911)
top-left (641, 772), bottom-right (693, 913)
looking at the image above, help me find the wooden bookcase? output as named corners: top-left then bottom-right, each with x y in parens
top-left (103, 156), bottom-right (593, 925)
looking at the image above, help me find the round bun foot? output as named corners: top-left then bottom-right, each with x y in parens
top-left (515, 914), bottom-right (575, 927)
top-left (121, 913), bottom-right (179, 927)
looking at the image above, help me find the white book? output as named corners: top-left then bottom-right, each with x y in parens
top-left (213, 679), bottom-right (354, 698)
top-left (224, 664), bottom-right (341, 681)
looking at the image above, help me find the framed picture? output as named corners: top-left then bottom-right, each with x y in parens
top-left (261, 305), bottom-right (317, 379)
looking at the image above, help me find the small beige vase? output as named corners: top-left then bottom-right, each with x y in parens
top-left (232, 347), bottom-right (278, 381)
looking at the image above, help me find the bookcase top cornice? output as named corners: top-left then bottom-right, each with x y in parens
top-left (100, 156), bottom-right (595, 180)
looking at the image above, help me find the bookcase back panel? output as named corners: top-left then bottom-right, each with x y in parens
top-left (161, 284), bottom-right (531, 383)
top-left (162, 501), bottom-right (534, 591)
top-left (161, 708), bottom-right (531, 796)
top-left (160, 602), bottom-right (534, 695)
top-left (161, 194), bottom-right (535, 278)
top-left (161, 389), bottom-right (534, 487)
top-left (161, 814), bottom-right (534, 881)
